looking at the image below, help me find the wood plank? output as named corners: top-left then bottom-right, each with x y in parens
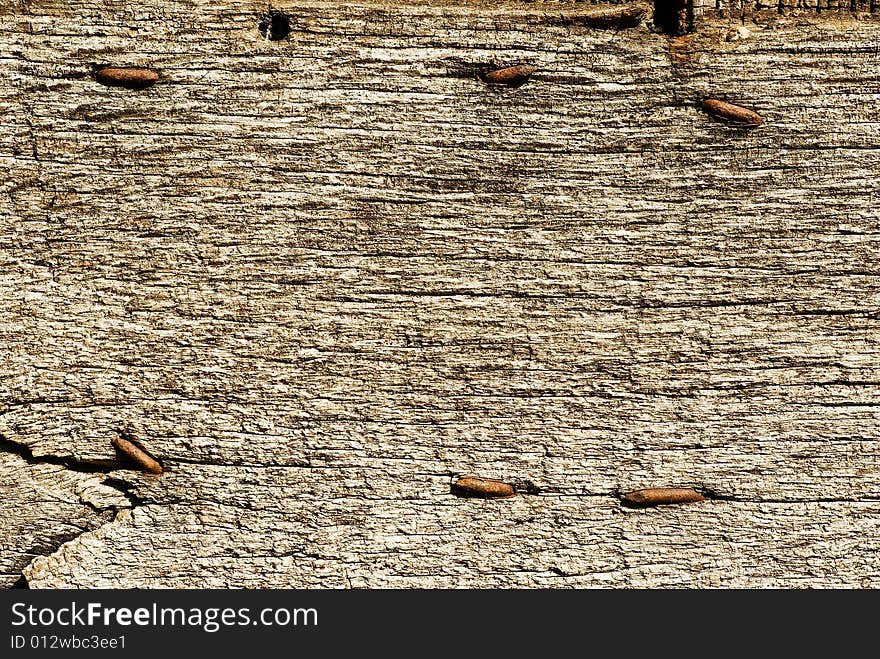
top-left (2, 1), bottom-right (879, 587)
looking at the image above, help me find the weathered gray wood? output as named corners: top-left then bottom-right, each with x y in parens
top-left (0, 453), bottom-right (130, 588)
top-left (2, 0), bottom-right (879, 588)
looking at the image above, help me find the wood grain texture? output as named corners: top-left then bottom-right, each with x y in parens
top-left (2, 0), bottom-right (879, 588)
top-left (0, 452), bottom-right (130, 588)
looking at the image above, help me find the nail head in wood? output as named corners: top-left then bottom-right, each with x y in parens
top-left (701, 99), bottom-right (764, 127)
top-left (621, 487), bottom-right (705, 508)
top-left (112, 434), bottom-right (164, 475)
top-left (452, 476), bottom-right (516, 499)
top-left (478, 64), bottom-right (536, 88)
top-left (94, 67), bottom-right (159, 90)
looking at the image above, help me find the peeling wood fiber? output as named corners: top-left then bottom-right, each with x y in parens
top-left (1, 1), bottom-right (879, 588)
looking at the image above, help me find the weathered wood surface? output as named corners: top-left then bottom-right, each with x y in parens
top-left (2, 0), bottom-right (880, 588)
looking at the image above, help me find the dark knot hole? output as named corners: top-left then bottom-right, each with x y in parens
top-left (259, 9), bottom-right (291, 41)
top-left (653, 0), bottom-right (694, 36)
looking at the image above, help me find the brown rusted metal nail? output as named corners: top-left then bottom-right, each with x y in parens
top-left (621, 487), bottom-right (705, 508)
top-left (112, 433), bottom-right (163, 475)
top-left (701, 99), bottom-right (764, 127)
top-left (478, 64), bottom-right (536, 88)
top-left (577, 2), bottom-right (649, 30)
top-left (94, 67), bottom-right (159, 90)
top-left (452, 476), bottom-right (516, 499)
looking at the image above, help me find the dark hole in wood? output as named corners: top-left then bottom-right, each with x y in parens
top-left (11, 574), bottom-right (30, 589)
top-left (653, 0), bottom-right (693, 35)
top-left (258, 9), bottom-right (291, 41)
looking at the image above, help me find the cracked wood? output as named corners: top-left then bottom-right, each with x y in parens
top-left (1, 1), bottom-right (879, 587)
